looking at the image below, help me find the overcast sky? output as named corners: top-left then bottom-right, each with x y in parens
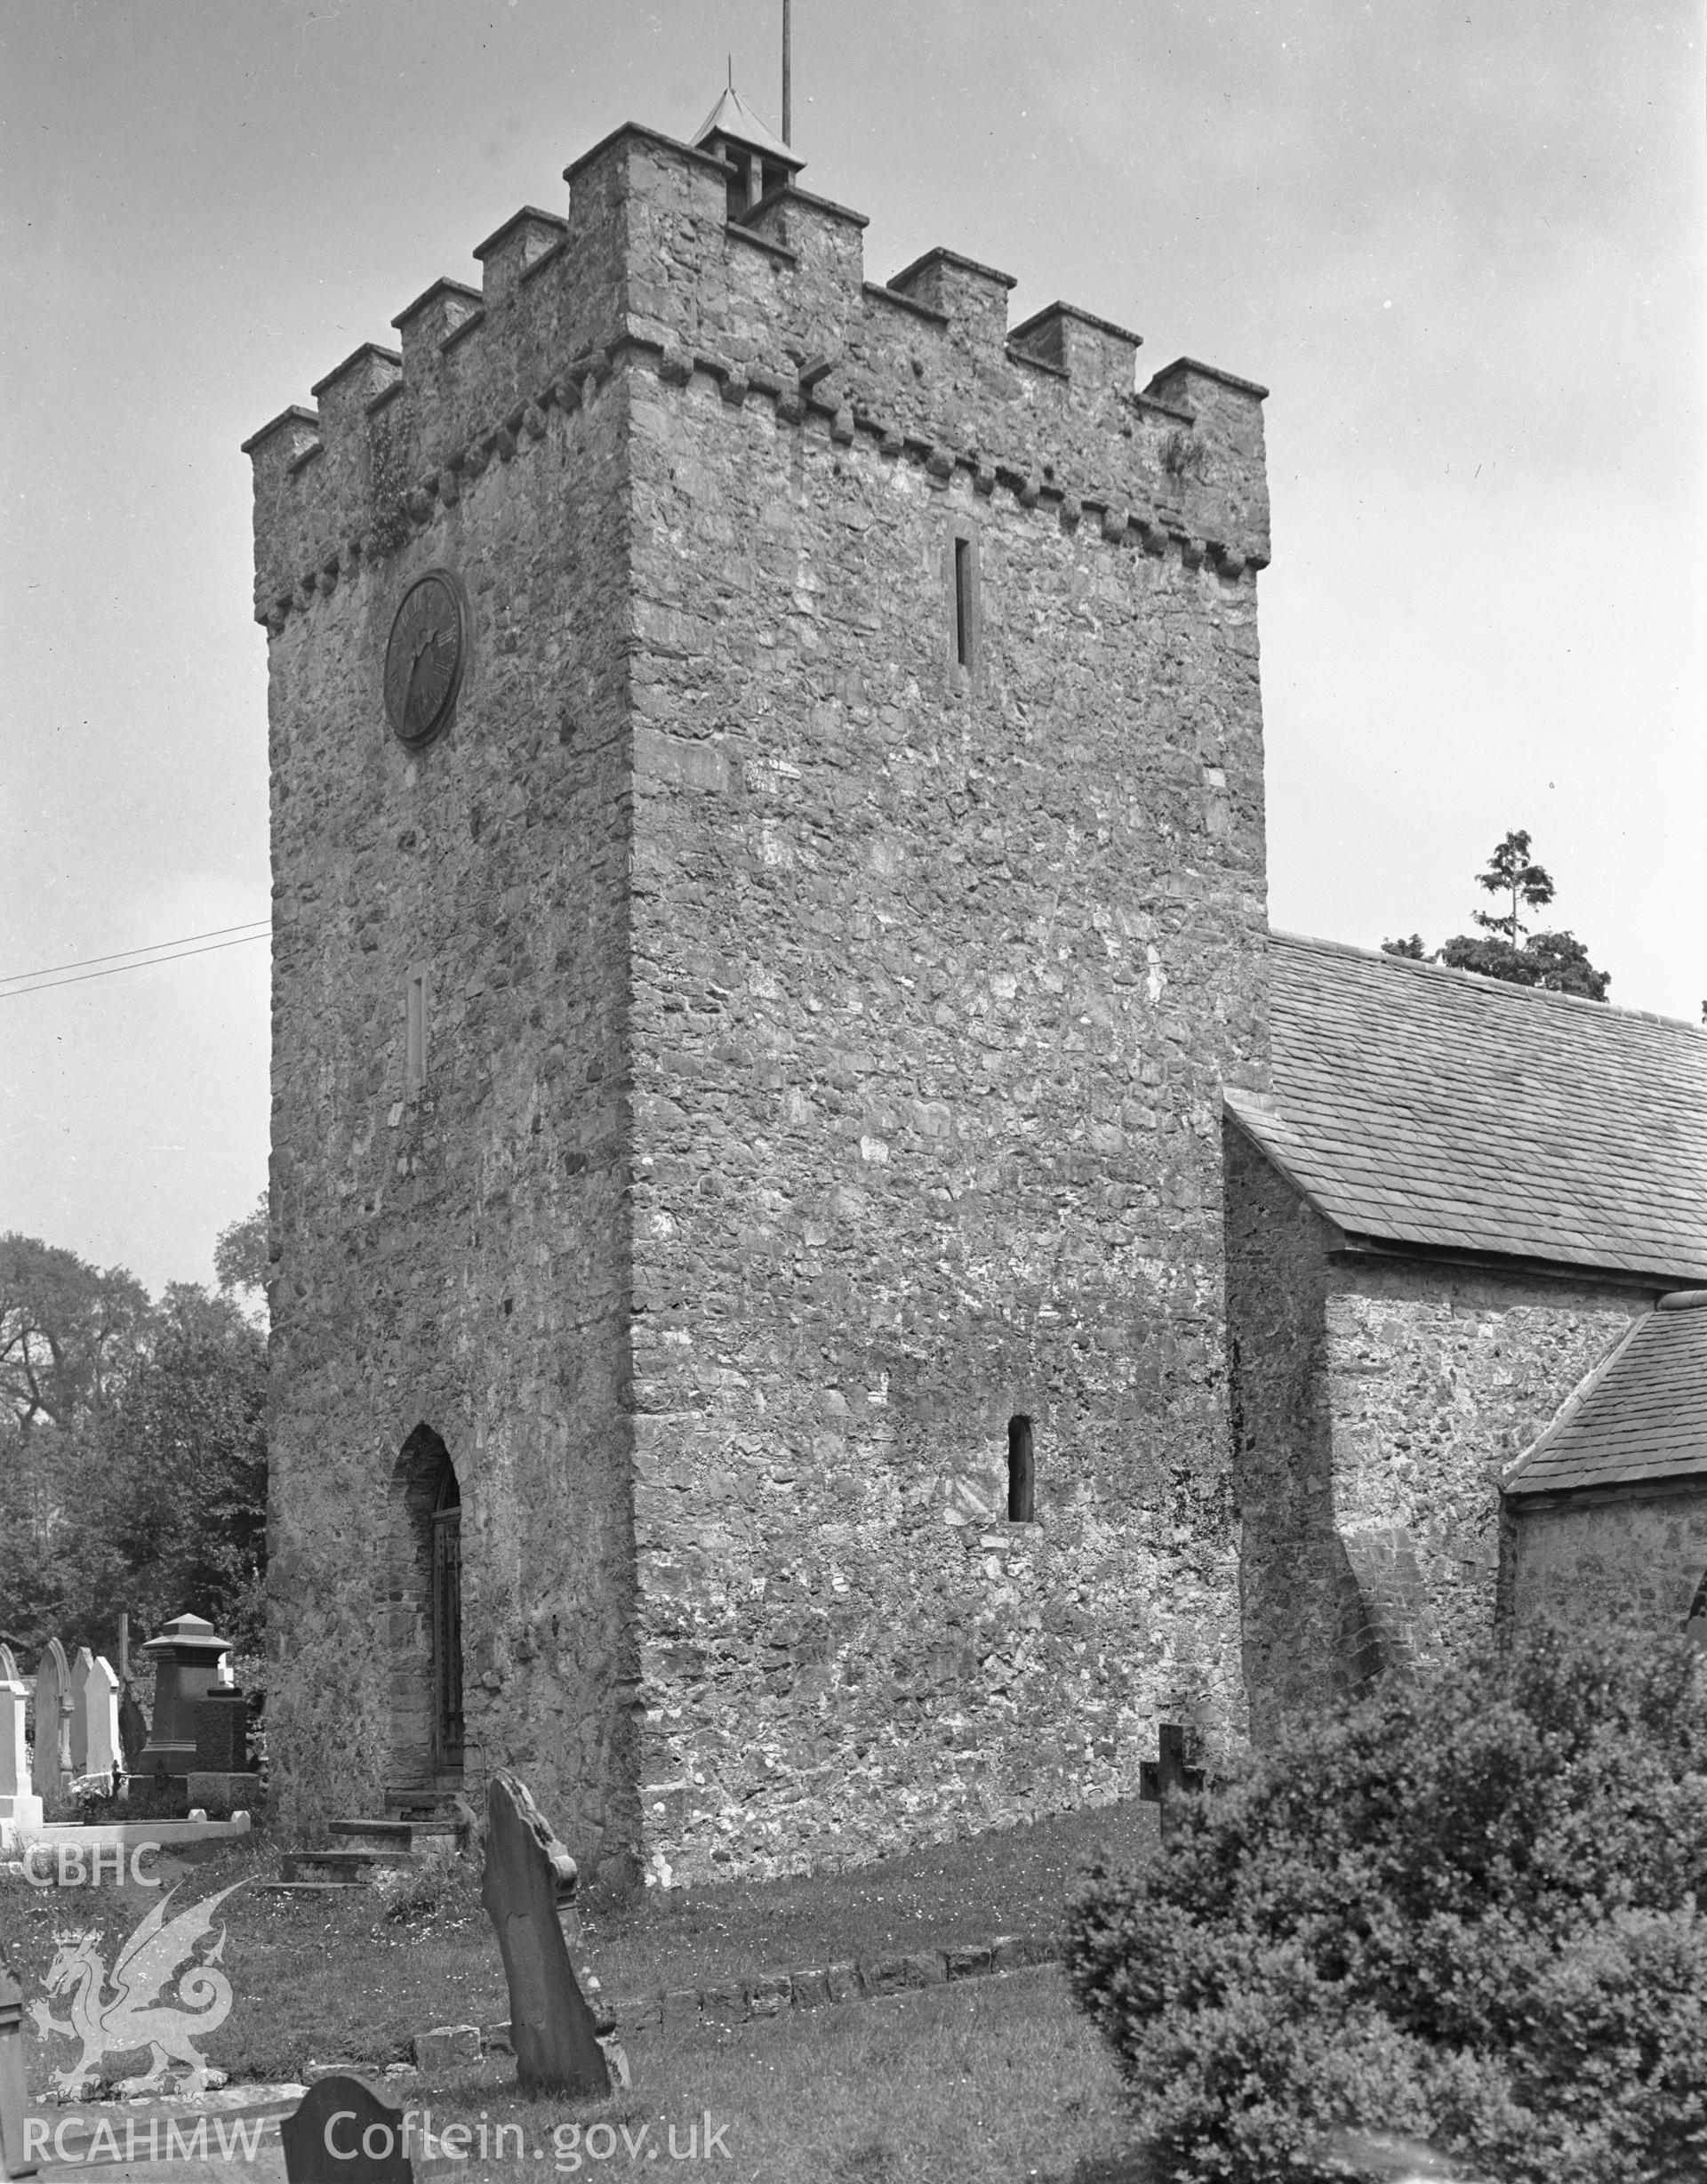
top-left (2, 0), bottom-right (1702, 1296)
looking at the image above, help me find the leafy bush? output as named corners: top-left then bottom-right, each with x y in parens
top-left (1065, 1623), bottom-right (1707, 2182)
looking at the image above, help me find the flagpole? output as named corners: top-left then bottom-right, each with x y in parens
top-left (782, 0), bottom-right (792, 144)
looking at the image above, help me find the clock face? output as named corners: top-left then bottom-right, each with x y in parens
top-left (383, 572), bottom-right (466, 747)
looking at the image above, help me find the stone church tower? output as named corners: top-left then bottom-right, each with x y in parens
top-left (244, 93), bottom-right (1272, 1887)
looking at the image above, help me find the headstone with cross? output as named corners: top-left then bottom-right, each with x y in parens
top-left (1139, 1722), bottom-right (1204, 1841)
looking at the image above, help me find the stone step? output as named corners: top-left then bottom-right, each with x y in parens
top-left (328, 1816), bottom-right (461, 1847)
top-left (253, 1878), bottom-right (365, 1895)
top-left (384, 1783), bottom-right (469, 1818)
top-left (280, 1846), bottom-right (419, 1880)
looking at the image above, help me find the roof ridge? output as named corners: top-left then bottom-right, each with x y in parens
top-left (1268, 927), bottom-right (1706, 1036)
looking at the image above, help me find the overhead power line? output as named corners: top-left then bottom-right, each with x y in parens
top-left (0, 917), bottom-right (270, 987)
top-left (0, 929), bottom-right (269, 1000)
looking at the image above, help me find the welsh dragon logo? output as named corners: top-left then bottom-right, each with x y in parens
top-left (28, 1882), bottom-right (243, 2097)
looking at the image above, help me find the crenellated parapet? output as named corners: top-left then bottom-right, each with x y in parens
top-left (243, 117), bottom-right (1270, 630)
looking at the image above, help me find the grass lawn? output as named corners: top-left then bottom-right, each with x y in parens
top-left (8, 1796), bottom-right (1155, 2091)
top-left (578, 1794), bottom-right (1157, 2000)
top-left (5, 1799), bottom-right (1156, 2177)
top-left (384, 1968), bottom-right (1145, 2184)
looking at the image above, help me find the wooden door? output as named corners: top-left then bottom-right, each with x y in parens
top-left (430, 1482), bottom-right (464, 1775)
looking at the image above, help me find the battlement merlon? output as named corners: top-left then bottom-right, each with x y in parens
top-left (889, 248), bottom-right (1017, 355)
top-left (242, 119), bottom-right (1273, 609)
top-left (1142, 357), bottom-right (1271, 565)
top-left (474, 205), bottom-right (569, 306)
top-left (391, 277), bottom-right (484, 389)
top-left (1012, 303), bottom-right (1140, 398)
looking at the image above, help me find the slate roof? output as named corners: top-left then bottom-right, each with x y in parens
top-left (692, 84), bottom-right (798, 165)
top-left (1504, 1293), bottom-right (1707, 1495)
top-left (1224, 933), bottom-right (1707, 1284)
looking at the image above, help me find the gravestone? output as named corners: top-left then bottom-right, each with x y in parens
top-left (480, 1772), bottom-right (609, 2096)
top-left (1139, 1722), bottom-right (1205, 1843)
top-left (192, 1685), bottom-right (251, 1770)
top-left (68, 1651), bottom-right (121, 1780)
top-left (282, 2076), bottom-right (413, 2184)
top-left (139, 1614), bottom-right (232, 1773)
top-left (118, 1686), bottom-right (150, 1773)
top-left (67, 1650), bottom-right (93, 1775)
top-left (0, 1949), bottom-right (37, 2180)
top-left (0, 1663), bottom-right (43, 1838)
top-left (30, 1642), bottom-right (71, 1798)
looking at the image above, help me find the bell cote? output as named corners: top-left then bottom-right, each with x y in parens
top-left (692, 80), bottom-right (804, 221)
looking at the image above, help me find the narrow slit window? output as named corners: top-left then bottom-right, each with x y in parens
top-left (405, 967), bottom-right (429, 1094)
top-left (954, 537), bottom-right (973, 669)
top-left (1007, 1414), bottom-right (1035, 1522)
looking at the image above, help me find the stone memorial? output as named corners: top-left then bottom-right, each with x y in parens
top-left (480, 1772), bottom-right (609, 2096)
top-left (30, 1642), bottom-right (71, 1800)
top-left (282, 2076), bottom-right (414, 2184)
top-left (118, 1686), bottom-right (150, 1774)
top-left (139, 1615), bottom-right (235, 1774)
top-left (1139, 1722), bottom-right (1205, 1843)
top-left (0, 1666), bottom-right (42, 1841)
top-left (0, 1949), bottom-right (36, 2180)
top-left (192, 1684), bottom-right (252, 1770)
top-left (68, 1651), bottom-right (121, 1781)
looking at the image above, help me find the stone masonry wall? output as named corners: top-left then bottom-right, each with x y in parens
top-left (258, 280), bottom-right (643, 1881)
top-left (613, 143), bottom-right (1271, 1882)
top-left (249, 118), bottom-right (1275, 1883)
top-left (1226, 1117), bottom-right (1651, 1734)
top-left (625, 368), bottom-right (1267, 1883)
top-left (1504, 1491), bottom-right (1707, 1639)
top-left (1223, 1114), bottom-right (1337, 1735)
top-left (1325, 1262), bottom-right (1647, 1681)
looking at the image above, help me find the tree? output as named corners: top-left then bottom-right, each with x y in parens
top-left (0, 1236), bottom-right (148, 1649)
top-left (1437, 928), bottom-right (1611, 1001)
top-left (0, 1233), bottom-right (148, 1436)
top-left (1381, 831), bottom-right (1609, 1002)
top-left (1471, 828), bottom-right (1554, 944)
top-left (0, 1224), bottom-right (268, 1660)
top-left (213, 1192), bottom-right (268, 1301)
top-left (89, 1285), bottom-right (268, 1655)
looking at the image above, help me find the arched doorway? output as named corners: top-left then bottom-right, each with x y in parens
top-left (1687, 1568), bottom-right (1707, 1655)
top-left (387, 1425), bottom-right (465, 1782)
